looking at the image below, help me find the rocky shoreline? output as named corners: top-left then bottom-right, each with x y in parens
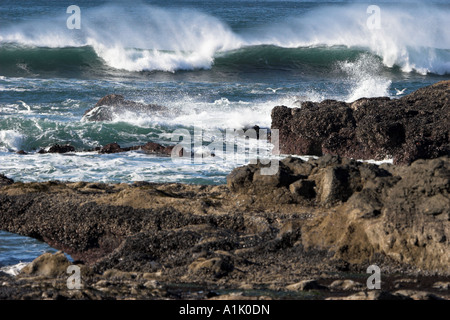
top-left (0, 154), bottom-right (449, 300)
top-left (1, 81), bottom-right (449, 300)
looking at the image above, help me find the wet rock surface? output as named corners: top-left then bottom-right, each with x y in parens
top-left (82, 94), bottom-right (168, 122)
top-left (31, 141), bottom-right (181, 157)
top-left (0, 155), bottom-right (448, 299)
top-left (0, 174), bottom-right (14, 186)
top-left (99, 141), bottom-right (180, 156)
top-left (271, 80), bottom-right (450, 164)
top-left (37, 144), bottom-right (76, 154)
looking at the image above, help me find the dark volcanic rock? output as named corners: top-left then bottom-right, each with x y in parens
top-left (140, 142), bottom-right (179, 156)
top-left (0, 174), bottom-right (14, 186)
top-left (48, 144), bottom-right (76, 153)
top-left (227, 155), bottom-right (367, 205)
top-left (83, 94), bottom-right (168, 121)
top-left (99, 142), bottom-right (181, 157)
top-left (271, 80), bottom-right (450, 164)
top-left (228, 155), bottom-right (450, 272)
top-left (99, 142), bottom-right (125, 154)
top-left (37, 144), bottom-right (76, 154)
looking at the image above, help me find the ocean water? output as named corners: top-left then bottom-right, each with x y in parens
top-left (0, 230), bottom-right (59, 274)
top-left (1, 0), bottom-right (450, 268)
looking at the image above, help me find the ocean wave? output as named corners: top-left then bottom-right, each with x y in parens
top-left (0, 3), bottom-right (449, 76)
top-left (2, 43), bottom-right (449, 77)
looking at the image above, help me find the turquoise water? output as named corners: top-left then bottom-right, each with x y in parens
top-left (1, 0), bottom-right (450, 267)
top-left (0, 230), bottom-right (58, 270)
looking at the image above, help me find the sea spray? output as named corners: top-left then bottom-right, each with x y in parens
top-left (0, 130), bottom-right (25, 151)
top-left (338, 54), bottom-right (392, 102)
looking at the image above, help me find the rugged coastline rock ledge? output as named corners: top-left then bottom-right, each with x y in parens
top-left (272, 80), bottom-right (449, 164)
top-left (0, 154), bottom-right (449, 300)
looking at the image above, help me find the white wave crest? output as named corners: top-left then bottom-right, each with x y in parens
top-left (0, 130), bottom-right (25, 151)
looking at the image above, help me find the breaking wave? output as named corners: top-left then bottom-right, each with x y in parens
top-left (0, 3), bottom-right (449, 76)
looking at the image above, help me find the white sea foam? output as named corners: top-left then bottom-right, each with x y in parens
top-left (0, 262), bottom-right (29, 276)
top-left (0, 87), bottom-right (31, 92)
top-left (0, 150), bottom-right (257, 184)
top-left (107, 94), bottom-right (302, 131)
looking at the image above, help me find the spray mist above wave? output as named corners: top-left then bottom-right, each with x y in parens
top-left (0, 5), bottom-right (242, 73)
top-left (0, 3), bottom-right (449, 74)
top-left (245, 3), bottom-right (450, 75)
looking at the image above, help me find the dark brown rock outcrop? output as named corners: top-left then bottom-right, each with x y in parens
top-left (83, 94), bottom-right (167, 121)
top-left (0, 174), bottom-right (14, 186)
top-left (99, 142), bottom-right (182, 156)
top-left (38, 144), bottom-right (76, 154)
top-left (228, 155), bottom-right (449, 272)
top-left (271, 80), bottom-right (450, 165)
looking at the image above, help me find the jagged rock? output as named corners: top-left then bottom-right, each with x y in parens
top-left (288, 179), bottom-right (316, 198)
top-left (0, 174), bottom-right (14, 186)
top-left (48, 144), bottom-right (76, 153)
top-left (188, 256), bottom-right (234, 278)
top-left (433, 282), bottom-right (450, 290)
top-left (83, 94), bottom-right (167, 121)
top-left (285, 279), bottom-right (326, 291)
top-left (99, 142), bottom-right (181, 157)
top-left (140, 142), bottom-right (179, 156)
top-left (272, 80), bottom-right (450, 165)
top-left (394, 290), bottom-right (445, 300)
top-left (227, 154), bottom-right (449, 272)
top-left (19, 251), bottom-right (71, 278)
top-left (99, 142), bottom-right (123, 154)
top-left (329, 279), bottom-right (364, 291)
top-left (37, 144), bottom-right (76, 154)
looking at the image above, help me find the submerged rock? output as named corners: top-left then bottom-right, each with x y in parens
top-left (83, 94), bottom-right (167, 121)
top-left (271, 80), bottom-right (450, 164)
